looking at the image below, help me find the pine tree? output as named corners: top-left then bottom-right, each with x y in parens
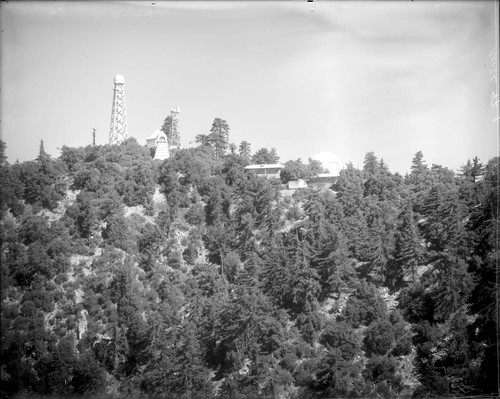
top-left (143, 303), bottom-right (214, 398)
top-left (36, 140), bottom-right (49, 165)
top-left (386, 198), bottom-right (423, 289)
top-left (363, 151), bottom-right (380, 178)
top-left (336, 163), bottom-right (364, 217)
top-left (421, 183), bottom-right (470, 257)
top-left (109, 260), bottom-right (149, 377)
top-left (195, 133), bottom-right (211, 147)
top-left (0, 140), bottom-right (7, 165)
top-left (161, 115), bottom-right (173, 143)
top-left (209, 118), bottom-right (230, 159)
top-left (74, 191), bottom-right (97, 239)
top-left (237, 141), bottom-right (251, 160)
top-left (251, 147), bottom-right (280, 164)
top-left (406, 151), bottom-right (432, 215)
top-left (302, 194), bottom-right (353, 299)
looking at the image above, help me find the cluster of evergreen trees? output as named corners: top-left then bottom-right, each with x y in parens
top-left (0, 129), bottom-right (498, 398)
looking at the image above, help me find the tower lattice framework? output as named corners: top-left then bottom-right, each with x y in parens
top-left (109, 74), bottom-right (128, 145)
top-left (169, 107), bottom-right (180, 150)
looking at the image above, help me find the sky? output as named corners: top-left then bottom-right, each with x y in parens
top-left (1, 0), bottom-right (498, 174)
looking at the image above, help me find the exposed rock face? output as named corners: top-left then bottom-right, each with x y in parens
top-left (77, 309), bottom-right (88, 340)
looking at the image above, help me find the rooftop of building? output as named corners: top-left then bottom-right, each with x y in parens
top-left (147, 129), bottom-right (166, 140)
top-left (244, 163), bottom-right (285, 169)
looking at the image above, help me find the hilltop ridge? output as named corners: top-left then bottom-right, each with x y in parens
top-left (0, 138), bottom-right (498, 398)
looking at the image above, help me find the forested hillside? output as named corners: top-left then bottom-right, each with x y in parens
top-left (0, 137), bottom-right (498, 398)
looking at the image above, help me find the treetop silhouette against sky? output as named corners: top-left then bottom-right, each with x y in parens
top-left (1, 1), bottom-right (497, 174)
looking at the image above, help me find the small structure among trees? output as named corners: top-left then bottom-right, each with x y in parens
top-left (244, 163), bottom-right (284, 179)
top-left (146, 130), bottom-right (170, 160)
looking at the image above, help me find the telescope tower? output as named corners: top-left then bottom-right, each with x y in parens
top-left (169, 107), bottom-right (181, 151)
top-left (109, 74), bottom-right (128, 145)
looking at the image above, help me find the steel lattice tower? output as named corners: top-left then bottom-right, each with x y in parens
top-left (109, 74), bottom-right (128, 145)
top-left (169, 107), bottom-right (181, 150)
top-left (168, 107), bottom-right (181, 150)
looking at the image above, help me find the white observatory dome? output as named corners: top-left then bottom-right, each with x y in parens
top-left (312, 151), bottom-right (344, 176)
top-left (114, 74), bottom-right (125, 84)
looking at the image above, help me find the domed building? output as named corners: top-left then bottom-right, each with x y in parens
top-left (306, 151), bottom-right (345, 190)
top-left (146, 129), bottom-right (170, 160)
top-left (312, 151), bottom-right (344, 176)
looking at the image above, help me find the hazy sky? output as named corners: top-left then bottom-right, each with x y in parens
top-left (1, 1), bottom-right (498, 174)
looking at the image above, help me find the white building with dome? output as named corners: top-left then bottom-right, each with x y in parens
top-left (312, 151), bottom-right (344, 176)
top-left (306, 151), bottom-right (345, 190)
top-left (146, 129), bottom-right (170, 160)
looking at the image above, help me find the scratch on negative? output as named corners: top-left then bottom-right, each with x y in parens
top-left (49, 7), bottom-right (64, 16)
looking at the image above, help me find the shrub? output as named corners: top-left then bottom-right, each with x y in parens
top-left (391, 322), bottom-right (412, 356)
top-left (320, 320), bottom-right (362, 361)
top-left (363, 318), bottom-right (394, 356)
top-left (343, 280), bottom-right (387, 327)
top-left (364, 355), bottom-right (398, 384)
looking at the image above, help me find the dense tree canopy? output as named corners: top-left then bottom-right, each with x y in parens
top-left (251, 147), bottom-right (280, 164)
top-left (0, 138), bottom-right (497, 398)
